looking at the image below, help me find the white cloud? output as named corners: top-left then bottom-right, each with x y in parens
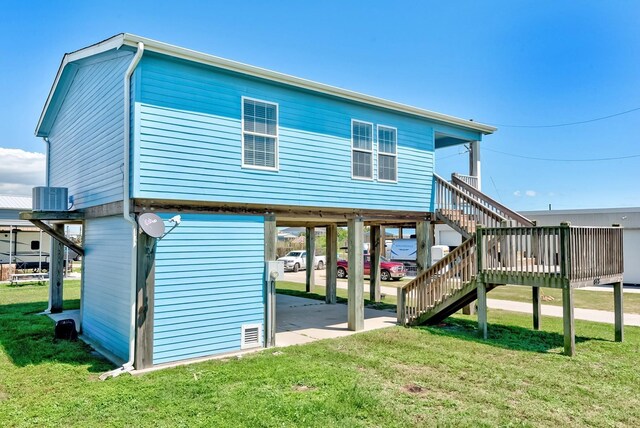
top-left (0, 147), bottom-right (46, 196)
top-left (514, 189), bottom-right (537, 197)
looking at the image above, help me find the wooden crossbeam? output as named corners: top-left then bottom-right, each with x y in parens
top-left (20, 210), bottom-right (84, 221)
top-left (28, 219), bottom-right (84, 256)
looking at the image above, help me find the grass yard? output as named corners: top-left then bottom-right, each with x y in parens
top-left (1, 281), bottom-right (639, 427)
top-left (277, 280), bottom-right (397, 310)
top-left (489, 284), bottom-right (640, 314)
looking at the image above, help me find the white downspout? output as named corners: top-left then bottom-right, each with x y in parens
top-left (102, 42), bottom-right (144, 378)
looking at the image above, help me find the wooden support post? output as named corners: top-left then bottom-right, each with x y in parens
top-left (49, 223), bottom-right (65, 313)
top-left (416, 221), bottom-right (431, 274)
top-left (305, 226), bottom-right (315, 293)
top-left (614, 282), bottom-right (624, 342)
top-left (562, 286), bottom-right (575, 356)
top-left (477, 281), bottom-right (488, 339)
top-left (369, 225), bottom-right (381, 302)
top-left (462, 302), bottom-right (476, 315)
top-left (532, 286), bottom-right (541, 330)
top-left (135, 231), bottom-right (155, 370)
top-left (325, 224), bottom-right (337, 304)
top-left (348, 217), bottom-right (364, 331)
top-left (264, 214), bottom-right (277, 347)
top-left (397, 287), bottom-right (406, 325)
top-left (469, 140), bottom-right (481, 190)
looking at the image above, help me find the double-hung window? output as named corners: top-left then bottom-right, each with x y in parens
top-left (242, 98), bottom-right (278, 170)
top-left (351, 120), bottom-right (373, 179)
top-left (377, 125), bottom-right (397, 182)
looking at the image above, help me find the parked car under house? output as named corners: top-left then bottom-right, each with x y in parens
top-left (337, 255), bottom-right (405, 281)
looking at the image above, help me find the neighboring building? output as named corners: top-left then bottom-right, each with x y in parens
top-left (521, 208), bottom-right (640, 285)
top-left (33, 34), bottom-right (494, 369)
top-left (0, 195), bottom-right (51, 267)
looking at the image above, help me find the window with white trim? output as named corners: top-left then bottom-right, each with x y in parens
top-left (377, 126), bottom-right (397, 182)
top-left (242, 98), bottom-right (278, 169)
top-left (351, 120), bottom-right (373, 179)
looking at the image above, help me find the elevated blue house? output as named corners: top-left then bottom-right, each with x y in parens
top-left (32, 34), bottom-right (499, 370)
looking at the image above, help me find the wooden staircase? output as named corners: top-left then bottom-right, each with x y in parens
top-left (398, 174), bottom-right (534, 326)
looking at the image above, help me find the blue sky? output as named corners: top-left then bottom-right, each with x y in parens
top-left (1, 0), bottom-right (639, 210)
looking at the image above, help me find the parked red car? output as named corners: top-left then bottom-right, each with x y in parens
top-left (336, 255), bottom-right (405, 281)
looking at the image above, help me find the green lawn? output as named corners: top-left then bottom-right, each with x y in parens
top-left (1, 281), bottom-right (640, 427)
top-left (489, 284), bottom-right (640, 314)
top-left (277, 280), bottom-right (397, 310)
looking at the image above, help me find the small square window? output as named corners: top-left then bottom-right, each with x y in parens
top-left (31, 240), bottom-right (40, 250)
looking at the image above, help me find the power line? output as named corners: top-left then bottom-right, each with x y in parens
top-left (438, 150), bottom-right (467, 160)
top-left (489, 176), bottom-right (503, 203)
top-left (483, 147), bottom-right (640, 162)
top-left (485, 106), bottom-right (640, 128)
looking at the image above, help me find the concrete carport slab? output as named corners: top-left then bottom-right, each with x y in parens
top-left (275, 294), bottom-right (397, 346)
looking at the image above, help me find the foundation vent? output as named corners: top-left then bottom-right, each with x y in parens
top-left (241, 324), bottom-right (262, 349)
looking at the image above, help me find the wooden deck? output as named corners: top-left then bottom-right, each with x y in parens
top-left (399, 174), bottom-right (625, 356)
top-left (477, 224), bottom-right (624, 289)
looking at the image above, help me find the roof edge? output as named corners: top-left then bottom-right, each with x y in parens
top-left (36, 33), bottom-right (497, 138)
top-left (121, 33), bottom-right (496, 135)
top-left (35, 34), bottom-right (126, 137)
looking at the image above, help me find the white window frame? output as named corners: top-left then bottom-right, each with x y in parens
top-left (377, 124), bottom-right (398, 183)
top-left (241, 96), bottom-right (279, 171)
top-left (351, 119), bottom-right (374, 181)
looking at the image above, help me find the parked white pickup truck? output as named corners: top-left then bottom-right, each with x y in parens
top-left (277, 251), bottom-right (326, 272)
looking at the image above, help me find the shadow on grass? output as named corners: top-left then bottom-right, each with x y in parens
top-left (417, 316), bottom-right (599, 354)
top-left (0, 299), bottom-right (113, 372)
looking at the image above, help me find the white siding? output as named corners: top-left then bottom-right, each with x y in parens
top-left (48, 50), bottom-right (133, 209)
top-left (82, 216), bottom-right (133, 361)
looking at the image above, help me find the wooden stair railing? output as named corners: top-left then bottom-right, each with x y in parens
top-left (451, 173), bottom-right (535, 227)
top-left (398, 236), bottom-right (477, 325)
top-left (399, 174), bottom-right (534, 326)
top-left (434, 174), bottom-right (506, 237)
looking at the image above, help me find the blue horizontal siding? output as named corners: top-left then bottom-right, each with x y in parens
top-left (82, 216), bottom-right (133, 361)
top-left (133, 53), bottom-right (442, 212)
top-left (48, 50), bottom-right (134, 209)
top-left (153, 213), bottom-right (265, 365)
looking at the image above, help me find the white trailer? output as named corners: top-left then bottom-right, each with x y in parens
top-left (0, 227), bottom-right (52, 269)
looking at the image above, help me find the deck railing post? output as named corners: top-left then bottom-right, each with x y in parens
top-left (560, 222), bottom-right (571, 284)
top-left (477, 281), bottom-right (488, 339)
top-left (476, 227), bottom-right (483, 275)
top-left (532, 286), bottom-right (541, 330)
top-left (397, 287), bottom-right (406, 325)
top-left (562, 286), bottom-right (576, 356)
top-left (614, 281), bottom-right (624, 342)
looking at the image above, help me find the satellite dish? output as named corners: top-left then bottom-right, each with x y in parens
top-left (138, 213), bottom-right (165, 238)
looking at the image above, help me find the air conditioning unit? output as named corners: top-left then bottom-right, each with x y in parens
top-left (32, 187), bottom-right (69, 211)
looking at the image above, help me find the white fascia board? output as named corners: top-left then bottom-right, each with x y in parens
top-left (35, 34), bottom-right (126, 136)
top-left (120, 33), bottom-right (496, 135)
